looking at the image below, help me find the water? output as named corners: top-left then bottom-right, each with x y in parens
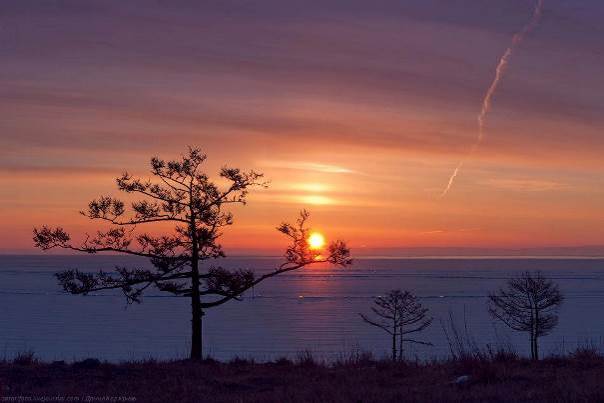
top-left (1, 255), bottom-right (604, 362)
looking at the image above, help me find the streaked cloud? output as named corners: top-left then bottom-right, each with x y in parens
top-left (288, 183), bottom-right (331, 193)
top-left (420, 228), bottom-right (481, 236)
top-left (482, 178), bottom-right (569, 192)
top-left (259, 161), bottom-right (357, 174)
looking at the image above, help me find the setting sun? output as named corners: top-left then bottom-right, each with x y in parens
top-left (308, 232), bottom-right (326, 250)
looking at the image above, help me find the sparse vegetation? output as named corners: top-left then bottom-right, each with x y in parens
top-left (11, 350), bottom-right (37, 366)
top-left (3, 348), bottom-right (604, 402)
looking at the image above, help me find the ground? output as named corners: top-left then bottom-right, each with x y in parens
top-left (1, 350), bottom-right (603, 402)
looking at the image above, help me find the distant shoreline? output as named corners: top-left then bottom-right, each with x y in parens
top-left (3, 253), bottom-right (604, 260)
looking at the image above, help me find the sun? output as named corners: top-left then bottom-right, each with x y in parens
top-left (308, 232), bottom-right (326, 250)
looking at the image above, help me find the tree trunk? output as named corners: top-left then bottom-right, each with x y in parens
top-left (392, 332), bottom-right (397, 361)
top-left (191, 277), bottom-right (203, 360)
top-left (534, 309), bottom-right (539, 360)
top-left (398, 325), bottom-right (403, 361)
top-left (529, 306), bottom-right (537, 360)
top-left (189, 213), bottom-right (203, 361)
top-left (530, 333), bottom-right (539, 361)
top-left (190, 262), bottom-right (202, 360)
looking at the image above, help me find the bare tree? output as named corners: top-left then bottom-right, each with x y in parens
top-left (396, 291), bottom-right (434, 360)
top-left (360, 290), bottom-right (432, 361)
top-left (488, 271), bottom-right (563, 360)
top-left (33, 147), bottom-right (351, 360)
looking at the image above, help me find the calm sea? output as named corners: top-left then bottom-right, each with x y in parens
top-left (1, 255), bottom-right (604, 362)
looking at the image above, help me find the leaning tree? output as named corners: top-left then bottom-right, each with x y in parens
top-left (360, 289), bottom-right (432, 360)
top-left (488, 271), bottom-right (563, 360)
top-left (33, 147), bottom-right (351, 360)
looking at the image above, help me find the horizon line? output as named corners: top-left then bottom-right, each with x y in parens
top-left (3, 253), bottom-right (604, 260)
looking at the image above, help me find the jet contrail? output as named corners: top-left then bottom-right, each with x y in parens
top-left (440, 0), bottom-right (543, 198)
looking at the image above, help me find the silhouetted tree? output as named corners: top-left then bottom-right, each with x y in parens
top-left (488, 271), bottom-right (563, 360)
top-left (33, 147), bottom-right (351, 360)
top-left (360, 290), bottom-right (432, 361)
top-left (395, 291), bottom-right (434, 360)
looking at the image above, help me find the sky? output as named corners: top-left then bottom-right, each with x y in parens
top-left (1, 0), bottom-right (604, 254)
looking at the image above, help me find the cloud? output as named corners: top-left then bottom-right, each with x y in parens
top-left (420, 228), bottom-right (481, 235)
top-left (2, 0), bottom-right (604, 170)
top-left (420, 230), bottom-right (445, 235)
top-left (259, 161), bottom-right (357, 174)
top-left (0, 165), bottom-right (117, 178)
top-left (482, 178), bottom-right (568, 192)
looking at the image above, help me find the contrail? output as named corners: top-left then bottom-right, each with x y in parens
top-left (440, 0), bottom-right (543, 198)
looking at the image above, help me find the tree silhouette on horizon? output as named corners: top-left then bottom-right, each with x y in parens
top-left (488, 271), bottom-right (563, 360)
top-left (360, 289), bottom-right (432, 361)
top-left (34, 147), bottom-right (351, 360)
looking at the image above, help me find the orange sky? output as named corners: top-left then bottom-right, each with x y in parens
top-left (1, 0), bottom-right (604, 254)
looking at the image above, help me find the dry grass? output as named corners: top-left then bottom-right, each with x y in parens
top-left (1, 349), bottom-right (604, 402)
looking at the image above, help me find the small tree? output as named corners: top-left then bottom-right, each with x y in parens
top-left (488, 271), bottom-right (563, 360)
top-left (33, 147), bottom-right (351, 360)
top-left (360, 290), bottom-right (432, 361)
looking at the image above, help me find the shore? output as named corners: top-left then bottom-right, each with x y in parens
top-left (2, 349), bottom-right (604, 402)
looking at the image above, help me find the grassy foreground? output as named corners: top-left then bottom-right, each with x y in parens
top-left (2, 350), bottom-right (604, 402)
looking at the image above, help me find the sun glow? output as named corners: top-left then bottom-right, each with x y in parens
top-left (308, 232), bottom-right (326, 250)
top-left (301, 195), bottom-right (333, 205)
top-left (294, 183), bottom-right (330, 192)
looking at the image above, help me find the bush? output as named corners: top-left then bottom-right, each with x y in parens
top-left (73, 358), bottom-right (101, 369)
top-left (228, 357), bottom-right (253, 367)
top-left (13, 350), bottom-right (37, 366)
top-left (571, 346), bottom-right (601, 361)
top-left (273, 357), bottom-right (293, 366)
top-left (334, 350), bottom-right (375, 367)
top-left (295, 350), bottom-right (318, 367)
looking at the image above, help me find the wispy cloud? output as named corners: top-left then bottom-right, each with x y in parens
top-left (0, 165), bottom-right (117, 178)
top-left (482, 179), bottom-right (569, 192)
top-left (420, 228), bottom-right (481, 236)
top-left (286, 183), bottom-right (331, 192)
top-left (420, 230), bottom-right (446, 235)
top-left (259, 160), bottom-right (357, 174)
